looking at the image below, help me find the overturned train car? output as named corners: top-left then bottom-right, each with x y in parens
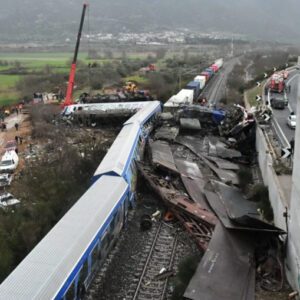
top-left (0, 101), bottom-right (162, 299)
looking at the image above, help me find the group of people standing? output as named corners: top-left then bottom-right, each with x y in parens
top-left (0, 103), bottom-right (23, 132)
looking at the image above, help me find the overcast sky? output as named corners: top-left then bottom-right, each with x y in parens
top-left (0, 0), bottom-right (299, 43)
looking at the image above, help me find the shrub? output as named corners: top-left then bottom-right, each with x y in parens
top-left (250, 184), bottom-right (273, 222)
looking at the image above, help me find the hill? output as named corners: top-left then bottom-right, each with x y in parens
top-left (0, 0), bottom-right (299, 43)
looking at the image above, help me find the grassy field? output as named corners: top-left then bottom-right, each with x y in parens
top-left (0, 50), bottom-right (158, 105)
top-left (245, 80), bottom-right (266, 107)
top-left (0, 52), bottom-right (75, 105)
top-left (124, 75), bottom-right (149, 85)
top-left (0, 75), bottom-right (21, 105)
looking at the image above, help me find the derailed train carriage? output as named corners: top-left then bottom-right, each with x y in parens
top-left (0, 101), bottom-right (161, 300)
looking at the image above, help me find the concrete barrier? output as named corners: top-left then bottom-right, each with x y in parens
top-left (286, 87), bottom-right (300, 293)
top-left (257, 125), bottom-right (300, 293)
top-left (256, 127), bottom-right (287, 230)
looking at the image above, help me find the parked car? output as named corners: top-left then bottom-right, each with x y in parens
top-left (4, 140), bottom-right (18, 152)
top-left (0, 151), bottom-right (19, 173)
top-left (287, 115), bottom-right (296, 129)
top-left (0, 192), bottom-right (20, 208)
top-left (0, 173), bottom-right (13, 188)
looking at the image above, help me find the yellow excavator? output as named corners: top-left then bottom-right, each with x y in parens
top-left (124, 81), bottom-right (137, 93)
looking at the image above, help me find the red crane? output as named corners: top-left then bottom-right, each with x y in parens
top-left (62, 3), bottom-right (88, 107)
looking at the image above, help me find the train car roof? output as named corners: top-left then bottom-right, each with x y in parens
top-left (0, 176), bottom-right (128, 300)
top-left (93, 123), bottom-right (140, 178)
top-left (124, 100), bottom-right (161, 126)
top-left (62, 101), bottom-right (150, 116)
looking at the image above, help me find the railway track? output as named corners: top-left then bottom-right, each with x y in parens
top-left (127, 221), bottom-right (178, 300)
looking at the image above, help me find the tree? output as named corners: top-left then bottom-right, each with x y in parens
top-left (104, 50), bottom-right (113, 59)
top-left (183, 48), bottom-right (189, 61)
top-left (88, 49), bottom-right (100, 59)
top-left (121, 50), bottom-right (127, 60)
top-left (155, 48), bottom-right (167, 60)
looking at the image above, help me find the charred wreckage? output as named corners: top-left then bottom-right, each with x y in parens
top-left (137, 103), bottom-right (287, 300)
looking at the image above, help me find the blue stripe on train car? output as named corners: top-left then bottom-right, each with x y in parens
top-left (55, 183), bottom-right (129, 299)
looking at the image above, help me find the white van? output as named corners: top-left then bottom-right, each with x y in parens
top-left (0, 151), bottom-right (19, 173)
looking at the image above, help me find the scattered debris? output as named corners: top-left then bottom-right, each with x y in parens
top-left (204, 155), bottom-right (240, 170)
top-left (137, 163), bottom-right (216, 251)
top-left (179, 118), bottom-right (201, 131)
top-left (207, 180), bottom-right (284, 233)
top-left (0, 192), bottom-right (20, 209)
top-left (0, 173), bottom-right (13, 187)
top-left (151, 210), bottom-right (161, 221)
top-left (140, 214), bottom-right (153, 231)
top-left (154, 126), bottom-right (179, 141)
top-left (175, 159), bottom-right (208, 210)
top-left (154, 269), bottom-right (175, 281)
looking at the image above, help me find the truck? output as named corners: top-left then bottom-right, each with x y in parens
top-left (269, 73), bottom-right (285, 93)
top-left (270, 93), bottom-right (288, 109)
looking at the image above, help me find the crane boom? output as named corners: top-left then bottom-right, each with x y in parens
top-left (63, 3), bottom-right (88, 107)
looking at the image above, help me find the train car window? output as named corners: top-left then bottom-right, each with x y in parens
top-left (101, 230), bottom-right (110, 249)
top-left (91, 244), bottom-right (99, 267)
top-left (65, 281), bottom-right (75, 300)
top-left (124, 196), bottom-right (129, 212)
top-left (77, 260), bottom-right (89, 291)
top-left (110, 214), bottom-right (117, 231)
top-left (82, 260), bottom-right (89, 280)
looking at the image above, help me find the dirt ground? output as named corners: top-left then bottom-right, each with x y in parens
top-left (256, 289), bottom-right (294, 300)
top-left (0, 112), bottom-right (31, 172)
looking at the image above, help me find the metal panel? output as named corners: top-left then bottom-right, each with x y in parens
top-left (176, 137), bottom-right (238, 184)
top-left (184, 222), bottom-right (255, 300)
top-left (175, 159), bottom-right (209, 209)
top-left (154, 127), bottom-right (179, 141)
top-left (204, 183), bottom-right (285, 233)
top-left (175, 159), bottom-right (203, 179)
top-left (0, 176), bottom-right (129, 300)
top-left (179, 118), bottom-right (201, 130)
top-left (211, 181), bottom-right (285, 233)
top-left (204, 155), bottom-right (239, 170)
top-left (150, 140), bottom-right (178, 173)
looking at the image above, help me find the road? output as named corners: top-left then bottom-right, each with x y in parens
top-left (201, 57), bottom-right (240, 105)
top-left (271, 69), bottom-right (299, 142)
